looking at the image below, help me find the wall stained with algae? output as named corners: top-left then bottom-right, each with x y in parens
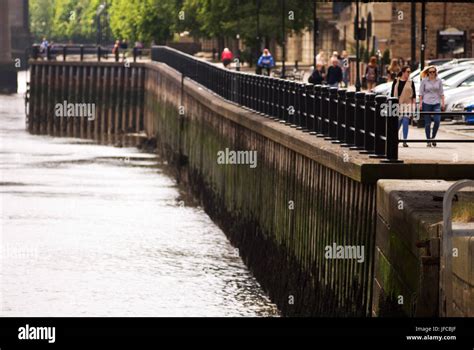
top-left (28, 60), bottom-right (378, 316)
top-left (144, 63), bottom-right (377, 316)
top-left (27, 61), bottom-right (145, 142)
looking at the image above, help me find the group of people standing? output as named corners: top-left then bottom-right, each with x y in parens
top-left (220, 46), bottom-right (444, 148)
top-left (391, 64), bottom-right (444, 147)
top-left (308, 50), bottom-right (350, 88)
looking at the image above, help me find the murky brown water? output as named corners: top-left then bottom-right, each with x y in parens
top-left (0, 72), bottom-right (279, 317)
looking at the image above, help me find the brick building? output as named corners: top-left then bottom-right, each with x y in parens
top-left (283, 1), bottom-right (474, 66)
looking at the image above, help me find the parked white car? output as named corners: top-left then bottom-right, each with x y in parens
top-left (444, 86), bottom-right (474, 112)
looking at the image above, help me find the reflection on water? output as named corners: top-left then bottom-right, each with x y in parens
top-left (0, 72), bottom-right (279, 317)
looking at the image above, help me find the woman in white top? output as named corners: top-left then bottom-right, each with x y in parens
top-left (419, 65), bottom-right (445, 147)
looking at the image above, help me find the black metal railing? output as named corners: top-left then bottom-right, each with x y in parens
top-left (152, 45), bottom-right (407, 163)
top-left (30, 44), bottom-right (149, 63)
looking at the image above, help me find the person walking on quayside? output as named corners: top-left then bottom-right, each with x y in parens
top-left (257, 49), bottom-right (275, 76)
top-left (391, 66), bottom-right (416, 147)
top-left (419, 65), bottom-right (445, 147)
top-left (221, 48), bottom-right (233, 68)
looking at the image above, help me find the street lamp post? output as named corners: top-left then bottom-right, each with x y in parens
top-left (281, 0), bottom-right (286, 78)
top-left (355, 0), bottom-right (361, 91)
top-left (256, 0), bottom-right (261, 67)
top-left (313, 0), bottom-right (318, 69)
top-left (420, 1), bottom-right (426, 70)
top-left (96, 3), bottom-right (106, 46)
top-left (411, 2), bottom-right (417, 70)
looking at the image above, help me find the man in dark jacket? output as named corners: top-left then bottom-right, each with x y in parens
top-left (308, 63), bottom-right (325, 85)
top-left (326, 57), bottom-right (342, 88)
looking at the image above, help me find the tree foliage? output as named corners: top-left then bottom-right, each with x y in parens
top-left (30, 0), bottom-right (313, 46)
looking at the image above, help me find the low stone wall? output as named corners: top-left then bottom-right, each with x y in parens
top-left (26, 58), bottom-right (473, 317)
top-left (144, 62), bottom-right (378, 316)
top-left (374, 180), bottom-right (473, 317)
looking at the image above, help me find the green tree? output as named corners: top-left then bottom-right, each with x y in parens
top-left (109, 0), bottom-right (176, 45)
top-left (30, 0), bottom-right (107, 43)
top-left (30, 0), bottom-right (56, 41)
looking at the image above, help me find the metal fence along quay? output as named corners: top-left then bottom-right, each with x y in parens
top-left (152, 46), bottom-right (405, 164)
top-left (29, 44), bottom-right (474, 164)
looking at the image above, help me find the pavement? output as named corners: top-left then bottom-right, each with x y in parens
top-left (398, 122), bottom-right (474, 163)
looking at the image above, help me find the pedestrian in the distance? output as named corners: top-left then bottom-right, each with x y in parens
top-left (112, 40), bottom-right (120, 60)
top-left (341, 50), bottom-right (350, 88)
top-left (257, 49), bottom-right (275, 76)
top-left (326, 57), bottom-right (342, 88)
top-left (40, 37), bottom-right (49, 59)
top-left (221, 48), bottom-right (233, 68)
top-left (419, 65), bottom-right (445, 147)
top-left (120, 39), bottom-right (128, 61)
top-left (391, 66), bottom-right (416, 147)
top-left (308, 62), bottom-right (325, 85)
top-left (316, 50), bottom-right (327, 75)
top-left (365, 56), bottom-right (378, 90)
top-left (387, 58), bottom-right (401, 82)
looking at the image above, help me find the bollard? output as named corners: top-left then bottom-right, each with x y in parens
top-left (325, 87), bottom-right (339, 140)
top-left (335, 89), bottom-right (347, 143)
top-left (80, 45), bottom-right (84, 61)
top-left (369, 95), bottom-right (389, 158)
top-left (360, 93), bottom-right (376, 154)
top-left (46, 46), bottom-right (51, 61)
top-left (350, 91), bottom-right (366, 150)
top-left (63, 46), bottom-right (67, 61)
top-left (115, 48), bottom-right (119, 62)
top-left (97, 46), bottom-right (101, 62)
top-left (133, 47), bottom-right (138, 63)
top-left (381, 97), bottom-right (404, 163)
top-left (342, 91), bottom-right (356, 147)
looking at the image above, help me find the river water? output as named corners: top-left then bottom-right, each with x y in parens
top-left (0, 72), bottom-right (279, 317)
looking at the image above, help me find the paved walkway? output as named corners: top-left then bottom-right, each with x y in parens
top-left (398, 123), bottom-right (474, 163)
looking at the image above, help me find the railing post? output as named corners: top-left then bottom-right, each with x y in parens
top-left (133, 47), bottom-right (138, 62)
top-left (97, 46), bottom-right (101, 62)
top-left (280, 81), bottom-right (289, 124)
top-left (270, 78), bottom-right (279, 119)
top-left (303, 84), bottom-right (313, 132)
top-left (80, 45), bottom-right (84, 61)
top-left (314, 85), bottom-right (323, 136)
top-left (262, 76), bottom-right (269, 116)
top-left (360, 93), bottom-right (376, 154)
top-left (288, 81), bottom-right (296, 128)
top-left (381, 96), bottom-right (403, 163)
top-left (63, 46), bottom-right (67, 61)
top-left (326, 87), bottom-right (338, 140)
top-left (370, 95), bottom-right (388, 158)
top-left (295, 83), bottom-right (303, 129)
top-left (46, 46), bottom-right (51, 61)
top-left (115, 47), bottom-right (119, 62)
top-left (350, 92), bottom-right (366, 150)
top-left (335, 89), bottom-right (347, 143)
top-left (342, 91), bottom-right (356, 147)
top-left (319, 86), bottom-right (330, 137)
